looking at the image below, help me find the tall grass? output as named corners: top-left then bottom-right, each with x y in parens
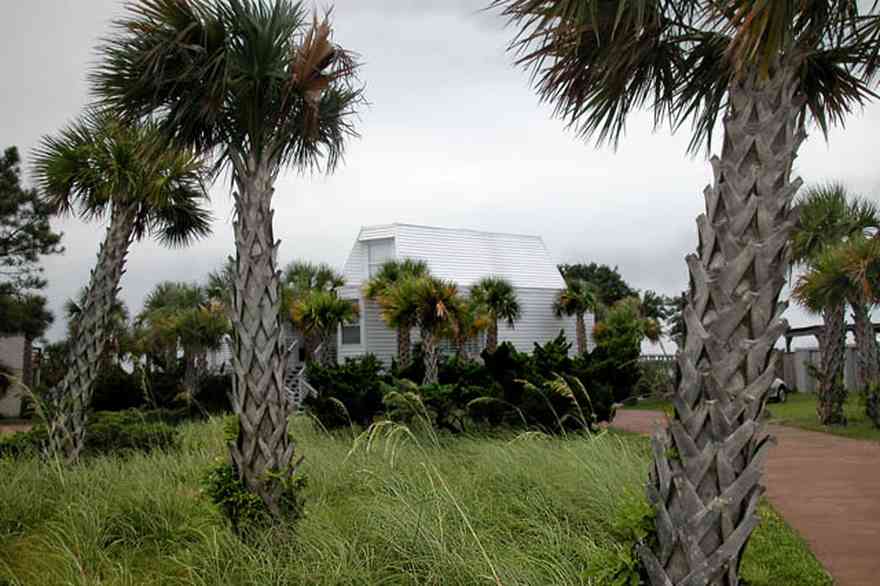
top-left (0, 417), bottom-right (828, 585)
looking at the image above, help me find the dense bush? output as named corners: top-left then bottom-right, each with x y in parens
top-left (305, 355), bottom-right (388, 428)
top-left (0, 409), bottom-right (180, 459)
top-left (90, 364), bottom-right (147, 411)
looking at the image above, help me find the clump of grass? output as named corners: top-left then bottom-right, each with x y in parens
top-left (767, 392), bottom-right (880, 442)
top-left (0, 417), bottom-right (828, 585)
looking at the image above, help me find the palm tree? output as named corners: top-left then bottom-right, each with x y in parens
top-left (138, 281), bottom-right (230, 401)
top-left (790, 183), bottom-right (879, 424)
top-left (554, 279), bottom-right (599, 354)
top-left (283, 260), bottom-right (346, 361)
top-left (471, 276), bottom-right (521, 353)
top-left (793, 249), bottom-right (853, 424)
top-left (836, 236), bottom-right (880, 393)
top-left (493, 1), bottom-right (880, 583)
top-left (93, 0), bottom-right (363, 512)
top-left (379, 276), bottom-right (460, 385)
top-left (64, 287), bottom-right (132, 364)
top-left (291, 289), bottom-right (358, 366)
top-left (364, 259), bottom-right (431, 367)
top-left (446, 297), bottom-right (491, 361)
top-left (33, 113), bottom-right (211, 462)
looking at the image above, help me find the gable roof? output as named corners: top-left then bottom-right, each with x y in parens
top-left (345, 223), bottom-right (566, 290)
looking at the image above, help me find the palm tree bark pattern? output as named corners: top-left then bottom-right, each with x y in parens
top-left (422, 331), bottom-right (439, 385)
top-left (486, 320), bottom-right (498, 354)
top-left (47, 204), bottom-right (138, 462)
top-left (640, 65), bottom-right (802, 586)
top-left (575, 313), bottom-right (586, 354)
top-left (228, 165), bottom-right (297, 514)
top-left (849, 289), bottom-right (879, 389)
top-left (397, 325), bottom-right (412, 368)
top-left (817, 304), bottom-right (847, 425)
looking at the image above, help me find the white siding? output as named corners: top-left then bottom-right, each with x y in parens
top-left (363, 299), bottom-right (397, 365)
top-left (497, 288), bottom-right (589, 356)
top-left (342, 240), bottom-right (368, 286)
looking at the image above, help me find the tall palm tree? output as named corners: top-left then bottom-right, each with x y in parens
top-left (790, 183), bottom-right (879, 424)
top-left (290, 289), bottom-right (358, 366)
top-left (379, 276), bottom-right (460, 385)
top-left (93, 0), bottom-right (363, 512)
top-left (364, 259), bottom-right (430, 367)
top-left (471, 276), bottom-right (521, 353)
top-left (33, 113), bottom-right (211, 463)
top-left (64, 286), bottom-right (132, 364)
top-left (554, 278), bottom-right (599, 354)
top-left (493, 2), bottom-right (880, 583)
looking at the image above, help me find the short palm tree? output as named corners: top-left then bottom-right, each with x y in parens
top-left (793, 248), bottom-right (853, 424)
top-left (790, 183), bottom-right (879, 424)
top-left (471, 276), bottom-right (521, 353)
top-left (554, 279), bottom-right (599, 354)
top-left (33, 113), bottom-right (211, 462)
top-left (446, 297), bottom-right (491, 361)
top-left (290, 290), bottom-right (358, 367)
top-left (94, 0), bottom-right (363, 512)
top-left (364, 259), bottom-right (430, 367)
top-left (139, 281), bottom-right (230, 401)
top-left (283, 260), bottom-right (346, 361)
top-left (379, 276), bottom-right (460, 385)
top-left (493, 1), bottom-right (880, 583)
top-left (836, 236), bottom-right (880, 393)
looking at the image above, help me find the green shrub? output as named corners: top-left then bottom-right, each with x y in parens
top-left (90, 365), bottom-right (147, 411)
top-left (382, 379), bottom-right (485, 433)
top-left (0, 409), bottom-right (180, 459)
top-left (203, 416), bottom-right (306, 534)
top-left (305, 355), bottom-right (388, 428)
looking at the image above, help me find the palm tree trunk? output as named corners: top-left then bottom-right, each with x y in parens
top-left (422, 330), bottom-right (439, 385)
top-left (817, 304), bottom-right (847, 425)
top-left (398, 325), bottom-right (412, 367)
top-left (849, 291), bottom-right (878, 389)
top-left (575, 312), bottom-right (587, 354)
top-left (47, 204), bottom-right (139, 463)
top-left (183, 349), bottom-right (198, 402)
top-left (21, 333), bottom-right (33, 390)
top-left (486, 320), bottom-right (498, 353)
top-left (318, 330), bottom-right (335, 367)
top-left (849, 290), bottom-right (880, 426)
top-left (640, 64), bottom-right (802, 586)
top-left (228, 165), bottom-right (297, 515)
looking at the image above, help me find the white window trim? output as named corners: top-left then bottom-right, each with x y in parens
top-left (338, 297), bottom-right (366, 352)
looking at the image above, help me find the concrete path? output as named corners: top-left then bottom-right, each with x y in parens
top-left (614, 410), bottom-right (880, 586)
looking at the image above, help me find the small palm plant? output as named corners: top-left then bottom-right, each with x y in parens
top-left (492, 2), bottom-right (880, 581)
top-left (364, 259), bottom-right (430, 367)
top-left (93, 0), bottom-right (363, 512)
top-left (33, 113), bottom-right (211, 462)
top-left (282, 260), bottom-right (346, 361)
top-left (554, 279), bottom-right (599, 354)
top-left (379, 276), bottom-right (461, 385)
top-left (790, 183), bottom-right (879, 424)
top-left (290, 290), bottom-right (358, 367)
top-left (471, 276), bottom-right (521, 353)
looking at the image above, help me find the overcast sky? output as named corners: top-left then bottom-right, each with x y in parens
top-left (3, 1), bottom-right (880, 344)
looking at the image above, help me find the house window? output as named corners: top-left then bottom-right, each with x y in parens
top-left (368, 238), bottom-right (394, 277)
top-left (341, 299), bottom-right (361, 345)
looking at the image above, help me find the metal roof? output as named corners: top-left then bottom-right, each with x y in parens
top-left (348, 223), bottom-right (567, 290)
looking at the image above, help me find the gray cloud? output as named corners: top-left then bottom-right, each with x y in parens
top-left (2, 1), bottom-right (879, 343)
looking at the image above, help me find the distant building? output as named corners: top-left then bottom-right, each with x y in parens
top-left (337, 223), bottom-right (590, 365)
top-left (0, 335), bottom-right (25, 418)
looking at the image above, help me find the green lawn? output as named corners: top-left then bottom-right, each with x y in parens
top-left (765, 392), bottom-right (880, 442)
top-left (0, 418), bottom-right (829, 585)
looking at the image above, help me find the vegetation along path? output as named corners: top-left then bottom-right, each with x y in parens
top-left (613, 410), bottom-right (880, 586)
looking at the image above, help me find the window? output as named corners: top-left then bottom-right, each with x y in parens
top-left (368, 238), bottom-right (394, 277)
top-left (341, 299), bottom-right (361, 345)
